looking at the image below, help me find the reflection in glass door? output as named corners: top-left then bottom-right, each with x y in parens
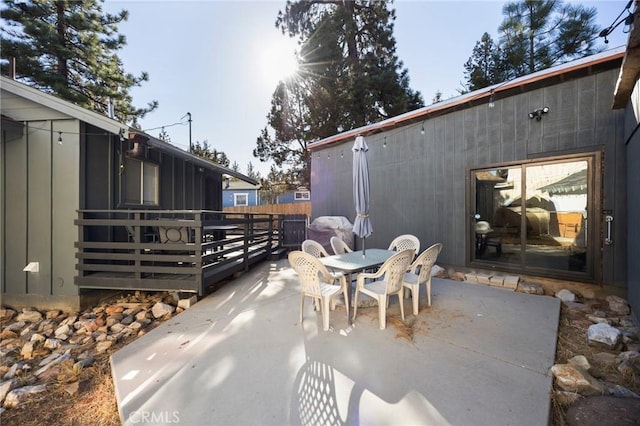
top-left (473, 158), bottom-right (591, 276)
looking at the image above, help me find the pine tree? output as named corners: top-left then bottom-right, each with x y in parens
top-left (191, 140), bottom-right (229, 167)
top-left (254, 0), bottom-right (423, 187)
top-left (158, 127), bottom-right (171, 143)
top-left (463, 0), bottom-right (602, 91)
top-left (0, 0), bottom-right (157, 123)
top-left (463, 33), bottom-right (510, 92)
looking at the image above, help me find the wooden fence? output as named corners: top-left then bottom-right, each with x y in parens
top-left (224, 202), bottom-right (311, 217)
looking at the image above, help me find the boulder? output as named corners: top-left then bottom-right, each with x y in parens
top-left (566, 396), bottom-right (640, 426)
top-left (152, 302), bottom-right (175, 318)
top-left (556, 289), bottom-right (576, 303)
top-left (606, 295), bottom-right (630, 316)
top-left (551, 363), bottom-right (605, 396)
top-left (587, 323), bottom-right (621, 349)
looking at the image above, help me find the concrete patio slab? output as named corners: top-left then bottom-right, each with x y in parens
top-left (111, 259), bottom-right (560, 426)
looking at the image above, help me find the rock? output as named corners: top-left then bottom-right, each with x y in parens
top-left (0, 329), bottom-right (18, 340)
top-left (554, 390), bottom-right (582, 406)
top-left (431, 264), bottom-right (446, 277)
top-left (3, 363), bottom-right (21, 380)
top-left (43, 338), bottom-right (61, 350)
top-left (587, 323), bottom-right (621, 349)
top-left (617, 360), bottom-right (639, 377)
top-left (3, 384), bottom-right (47, 408)
top-left (121, 315), bottom-right (134, 325)
top-left (129, 321), bottom-right (143, 331)
top-left (587, 315), bottom-right (612, 325)
top-left (450, 271), bottom-right (466, 281)
top-left (617, 351), bottom-right (640, 366)
top-left (0, 308), bottom-right (16, 322)
top-left (110, 323), bottom-right (125, 333)
top-left (626, 342), bottom-right (640, 352)
top-left (16, 309), bottom-right (43, 323)
top-left (5, 321), bottom-right (26, 333)
top-left (64, 381), bottom-right (80, 396)
top-left (20, 342), bottom-right (34, 360)
top-left (54, 324), bottom-right (71, 338)
top-left (568, 355), bottom-right (591, 371)
top-left (105, 305), bottom-right (124, 314)
top-left (556, 289), bottom-right (576, 302)
top-left (518, 282), bottom-right (544, 295)
top-left (45, 310), bottom-right (61, 319)
top-left (0, 379), bottom-right (18, 403)
top-left (566, 396), bottom-right (640, 426)
top-left (591, 352), bottom-right (618, 367)
top-left (135, 310), bottom-right (148, 321)
top-left (152, 302), bottom-right (175, 318)
top-left (95, 340), bottom-right (113, 353)
top-left (606, 295), bottom-right (630, 316)
top-left (564, 302), bottom-right (591, 313)
top-left (36, 350), bottom-right (71, 376)
top-left (74, 357), bottom-right (94, 369)
top-left (30, 333), bottom-right (45, 344)
top-left (551, 363), bottom-right (605, 396)
top-left (606, 384), bottom-right (640, 398)
top-left (178, 295), bottom-right (198, 310)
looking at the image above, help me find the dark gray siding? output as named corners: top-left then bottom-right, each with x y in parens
top-left (311, 68), bottom-right (626, 286)
top-left (82, 129), bottom-right (222, 211)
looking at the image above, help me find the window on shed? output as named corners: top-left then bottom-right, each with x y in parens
top-left (234, 193), bottom-right (248, 206)
top-left (123, 157), bottom-right (159, 206)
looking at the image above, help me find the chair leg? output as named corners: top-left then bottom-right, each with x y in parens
top-left (321, 296), bottom-right (331, 331)
top-left (300, 293), bottom-right (305, 324)
top-left (342, 288), bottom-right (350, 321)
top-left (411, 285), bottom-right (419, 315)
top-left (377, 296), bottom-right (386, 330)
top-left (426, 278), bottom-right (432, 306)
top-left (398, 293), bottom-right (405, 321)
top-left (352, 290), bottom-right (359, 320)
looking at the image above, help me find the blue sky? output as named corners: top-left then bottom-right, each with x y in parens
top-left (103, 0), bottom-right (630, 177)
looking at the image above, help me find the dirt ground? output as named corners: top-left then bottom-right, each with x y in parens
top-left (1, 291), bottom-right (637, 426)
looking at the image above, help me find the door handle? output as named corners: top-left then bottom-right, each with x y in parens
top-left (605, 215), bottom-right (614, 245)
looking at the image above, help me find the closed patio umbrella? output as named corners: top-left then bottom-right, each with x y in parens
top-left (352, 135), bottom-right (372, 255)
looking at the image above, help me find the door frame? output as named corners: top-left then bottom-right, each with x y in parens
top-left (467, 151), bottom-right (601, 283)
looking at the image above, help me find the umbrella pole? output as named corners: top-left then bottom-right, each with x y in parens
top-left (362, 237), bottom-right (366, 257)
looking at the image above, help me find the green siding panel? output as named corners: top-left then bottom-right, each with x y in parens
top-left (27, 121), bottom-right (52, 295)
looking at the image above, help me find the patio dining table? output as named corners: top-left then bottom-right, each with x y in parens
top-left (320, 248), bottom-right (396, 322)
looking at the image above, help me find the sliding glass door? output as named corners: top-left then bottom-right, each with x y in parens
top-left (471, 155), bottom-right (596, 279)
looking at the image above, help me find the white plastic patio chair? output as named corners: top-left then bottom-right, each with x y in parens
top-left (288, 251), bottom-right (349, 331)
top-left (330, 236), bottom-right (353, 255)
top-left (388, 234), bottom-right (420, 255)
top-left (352, 249), bottom-right (415, 329)
top-left (301, 239), bottom-right (330, 258)
top-left (403, 243), bottom-right (443, 315)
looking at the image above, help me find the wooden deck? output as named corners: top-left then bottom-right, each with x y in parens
top-left (75, 210), bottom-right (295, 295)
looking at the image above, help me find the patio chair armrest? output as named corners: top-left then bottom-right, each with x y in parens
top-left (356, 270), bottom-right (382, 287)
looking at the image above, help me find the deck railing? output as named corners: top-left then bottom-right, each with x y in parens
top-left (75, 210), bottom-right (288, 295)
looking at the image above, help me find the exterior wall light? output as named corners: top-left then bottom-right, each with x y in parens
top-left (528, 107), bottom-right (550, 121)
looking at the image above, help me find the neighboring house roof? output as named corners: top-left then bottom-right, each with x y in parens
top-left (224, 180), bottom-right (261, 190)
top-left (0, 75), bottom-right (258, 184)
top-left (309, 46), bottom-right (626, 150)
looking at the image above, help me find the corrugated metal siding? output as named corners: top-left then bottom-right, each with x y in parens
top-left (310, 68), bottom-right (626, 285)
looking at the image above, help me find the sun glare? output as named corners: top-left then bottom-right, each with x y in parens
top-left (260, 39), bottom-right (299, 85)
